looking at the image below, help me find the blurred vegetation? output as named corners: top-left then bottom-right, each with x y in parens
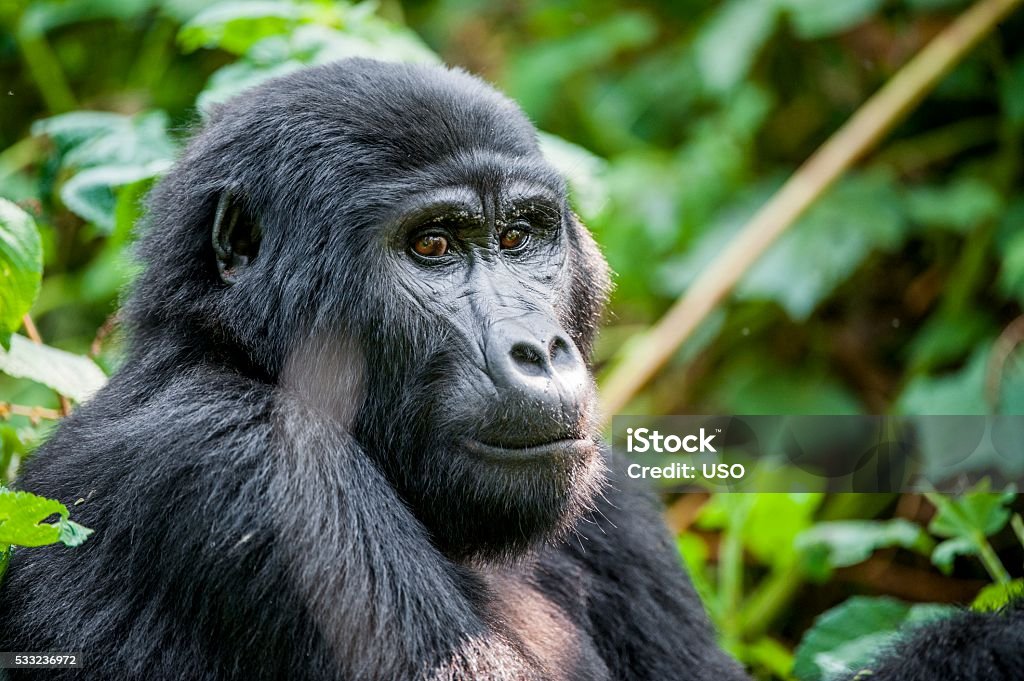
top-left (1, 1), bottom-right (1024, 679)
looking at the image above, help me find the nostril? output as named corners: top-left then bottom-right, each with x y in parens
top-left (549, 336), bottom-right (576, 369)
top-left (509, 341), bottom-right (547, 377)
top-left (549, 336), bottom-right (568, 359)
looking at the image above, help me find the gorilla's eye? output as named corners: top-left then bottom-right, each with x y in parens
top-left (499, 227), bottom-right (529, 251)
top-left (413, 234), bottom-right (449, 257)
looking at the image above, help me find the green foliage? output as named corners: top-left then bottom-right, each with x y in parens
top-left (0, 200), bottom-right (42, 350)
top-left (2, 1), bottom-right (1024, 678)
top-left (798, 520), bottom-right (934, 578)
top-left (793, 597), bottom-right (956, 681)
top-left (0, 487), bottom-right (93, 583)
top-left (0, 334), bottom-right (106, 403)
top-left (926, 485), bottom-right (1015, 581)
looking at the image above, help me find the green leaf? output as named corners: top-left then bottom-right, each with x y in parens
top-left (782, 0), bottom-right (884, 39)
top-left (179, 0), bottom-right (307, 54)
top-left (1, 490), bottom-right (60, 546)
top-left (0, 489), bottom-right (93, 548)
top-left (931, 536), bottom-right (976, 574)
top-left (897, 345), bottom-right (990, 415)
top-left (694, 0), bottom-right (780, 94)
top-left (972, 579), bottom-right (1024, 612)
top-left (928, 484), bottom-right (1015, 539)
top-left (797, 520), bottom-right (934, 572)
top-left (906, 177), bottom-right (1003, 233)
top-left (59, 161), bottom-right (172, 232)
top-left (195, 23), bottom-right (437, 113)
top-left (0, 199), bottom-right (43, 348)
top-left (793, 597), bottom-right (956, 681)
top-left (0, 334), bottom-right (107, 402)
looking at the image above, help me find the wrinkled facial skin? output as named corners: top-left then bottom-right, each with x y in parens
top-left (136, 59), bottom-right (610, 563)
top-left (355, 156), bottom-right (607, 562)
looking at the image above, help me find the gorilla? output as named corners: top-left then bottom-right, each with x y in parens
top-left (0, 59), bottom-right (1020, 681)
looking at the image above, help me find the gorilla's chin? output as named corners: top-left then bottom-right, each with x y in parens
top-left (409, 439), bottom-right (607, 564)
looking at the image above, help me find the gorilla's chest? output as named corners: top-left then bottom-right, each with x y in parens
top-left (487, 571), bottom-right (611, 681)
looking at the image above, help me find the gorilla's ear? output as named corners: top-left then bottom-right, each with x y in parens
top-left (212, 191), bottom-right (262, 285)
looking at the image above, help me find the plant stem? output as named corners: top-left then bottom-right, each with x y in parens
top-left (975, 531), bottom-right (1012, 584)
top-left (599, 0), bottom-right (1024, 417)
top-left (1011, 514), bottom-right (1024, 548)
top-left (16, 29), bottom-right (76, 113)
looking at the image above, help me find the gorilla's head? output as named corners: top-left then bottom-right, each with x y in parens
top-left (132, 58), bottom-right (611, 562)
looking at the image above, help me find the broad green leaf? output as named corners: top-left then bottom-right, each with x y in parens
top-left (31, 111), bottom-right (128, 150)
top-left (669, 173), bottom-right (905, 321)
top-left (694, 0), bottom-right (780, 94)
top-left (0, 489), bottom-right (63, 547)
top-left (897, 346), bottom-right (989, 415)
top-left (0, 489), bottom-right (93, 548)
top-left (179, 0), bottom-right (308, 54)
top-left (793, 597), bottom-right (956, 681)
top-left (906, 310), bottom-right (995, 373)
top-left (797, 520), bottom-right (934, 572)
top-left (60, 161), bottom-right (172, 232)
top-left (741, 174), bottom-right (905, 319)
top-left (0, 199), bottom-right (43, 349)
top-left (781, 0), bottom-right (884, 39)
top-left (906, 177), bottom-right (1002, 233)
top-left (972, 579), bottom-right (1024, 612)
top-left (0, 334), bottom-right (107, 402)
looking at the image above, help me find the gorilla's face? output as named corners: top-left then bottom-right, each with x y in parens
top-left (357, 154), bottom-right (608, 562)
top-left (143, 59), bottom-right (610, 562)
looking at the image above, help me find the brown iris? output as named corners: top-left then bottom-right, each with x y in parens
top-left (499, 227), bottom-right (527, 250)
top-left (413, 234), bottom-right (448, 257)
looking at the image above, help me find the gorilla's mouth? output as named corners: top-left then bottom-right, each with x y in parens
top-left (463, 438), bottom-right (594, 462)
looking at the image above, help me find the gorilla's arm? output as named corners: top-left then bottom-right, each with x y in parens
top-left (552, 462), bottom-right (749, 681)
top-left (857, 602), bottom-right (1024, 681)
top-left (0, 369), bottom-right (540, 681)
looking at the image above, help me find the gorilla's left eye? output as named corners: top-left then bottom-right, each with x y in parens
top-left (499, 227), bottom-right (529, 251)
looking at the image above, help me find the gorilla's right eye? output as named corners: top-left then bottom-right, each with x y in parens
top-left (412, 234), bottom-right (449, 258)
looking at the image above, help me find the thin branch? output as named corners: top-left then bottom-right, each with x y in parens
top-left (0, 402), bottom-right (63, 424)
top-left (599, 0), bottom-right (1024, 419)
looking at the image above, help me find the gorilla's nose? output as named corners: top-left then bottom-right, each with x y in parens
top-left (486, 318), bottom-right (588, 418)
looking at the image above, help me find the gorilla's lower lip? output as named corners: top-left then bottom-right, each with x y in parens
top-left (463, 438), bottom-right (592, 461)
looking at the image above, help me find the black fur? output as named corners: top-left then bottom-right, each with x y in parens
top-left (0, 59), bottom-right (743, 680)
top-left (0, 59), bottom-right (1019, 681)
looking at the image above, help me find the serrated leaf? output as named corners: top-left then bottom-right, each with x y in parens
top-left (793, 597), bottom-right (956, 681)
top-left (928, 485), bottom-right (1015, 539)
top-left (0, 334), bottom-right (107, 402)
top-left (0, 489), bottom-right (65, 547)
top-left (0, 489), bottom-right (92, 548)
top-left (797, 519), bottom-right (934, 571)
top-left (0, 199), bottom-right (43, 347)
